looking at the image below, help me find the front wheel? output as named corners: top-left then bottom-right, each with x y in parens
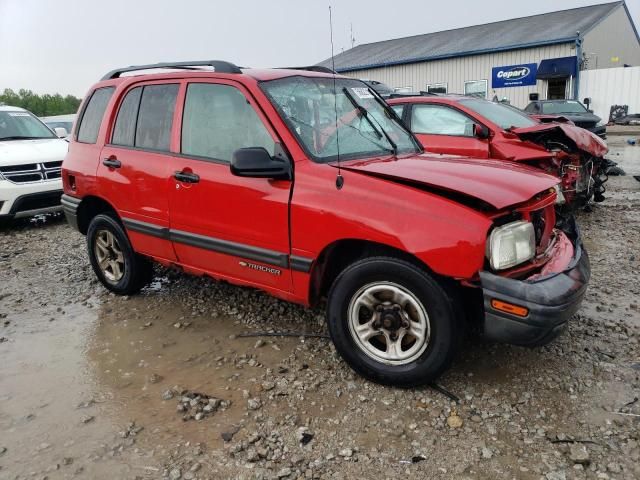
top-left (326, 257), bottom-right (461, 387)
top-left (86, 213), bottom-right (152, 295)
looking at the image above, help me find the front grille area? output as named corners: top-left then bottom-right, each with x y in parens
top-left (0, 161), bottom-right (63, 184)
top-left (575, 121), bottom-right (596, 129)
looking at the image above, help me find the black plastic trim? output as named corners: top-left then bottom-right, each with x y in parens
top-left (61, 194), bottom-right (81, 230)
top-left (122, 218), bottom-right (170, 239)
top-left (9, 190), bottom-right (63, 215)
top-left (290, 255), bottom-right (313, 273)
top-left (122, 217), bottom-right (291, 269)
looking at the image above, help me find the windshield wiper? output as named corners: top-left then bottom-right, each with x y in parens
top-left (341, 87), bottom-right (384, 139)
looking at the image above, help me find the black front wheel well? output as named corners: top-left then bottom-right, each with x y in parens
top-left (308, 239), bottom-right (457, 307)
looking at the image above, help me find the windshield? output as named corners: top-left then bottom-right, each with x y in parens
top-left (260, 76), bottom-right (420, 162)
top-left (459, 98), bottom-right (537, 130)
top-left (0, 111), bottom-right (56, 140)
top-left (541, 101), bottom-right (588, 114)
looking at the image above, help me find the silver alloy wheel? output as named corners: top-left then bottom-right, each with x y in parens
top-left (347, 281), bottom-right (431, 366)
top-left (94, 229), bottom-right (125, 284)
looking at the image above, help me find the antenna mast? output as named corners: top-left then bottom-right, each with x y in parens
top-left (329, 6), bottom-right (344, 190)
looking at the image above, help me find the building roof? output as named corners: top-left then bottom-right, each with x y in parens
top-left (318, 1), bottom-right (626, 72)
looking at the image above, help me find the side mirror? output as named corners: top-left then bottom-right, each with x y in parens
top-left (230, 147), bottom-right (290, 180)
top-left (473, 124), bottom-right (490, 140)
top-left (583, 97), bottom-right (591, 107)
top-left (54, 127), bottom-right (68, 138)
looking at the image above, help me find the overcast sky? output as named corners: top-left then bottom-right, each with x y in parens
top-left (1, 0), bottom-right (638, 97)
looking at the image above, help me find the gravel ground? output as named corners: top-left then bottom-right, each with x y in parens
top-left (0, 174), bottom-right (639, 479)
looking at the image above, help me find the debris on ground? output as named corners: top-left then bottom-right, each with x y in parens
top-left (175, 391), bottom-right (230, 421)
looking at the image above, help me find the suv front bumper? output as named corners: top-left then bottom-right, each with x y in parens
top-left (479, 223), bottom-right (590, 347)
top-left (0, 179), bottom-right (63, 220)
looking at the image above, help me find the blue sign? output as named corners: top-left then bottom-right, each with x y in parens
top-left (492, 63), bottom-right (538, 88)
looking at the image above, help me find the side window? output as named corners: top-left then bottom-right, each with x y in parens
top-left (391, 105), bottom-right (405, 118)
top-left (426, 83), bottom-right (447, 94)
top-left (77, 87), bottom-right (115, 143)
top-left (181, 83), bottom-right (275, 162)
top-left (112, 87), bottom-right (142, 146)
top-left (135, 84), bottom-right (179, 151)
top-left (411, 105), bottom-right (475, 137)
top-left (464, 80), bottom-right (488, 99)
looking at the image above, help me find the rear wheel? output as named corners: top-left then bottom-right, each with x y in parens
top-left (326, 257), bottom-right (461, 387)
top-left (87, 213), bottom-right (152, 295)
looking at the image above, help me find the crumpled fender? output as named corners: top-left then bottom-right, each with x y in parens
top-left (511, 123), bottom-right (608, 157)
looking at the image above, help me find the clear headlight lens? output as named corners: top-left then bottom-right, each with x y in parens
top-left (487, 220), bottom-right (535, 270)
top-left (553, 184), bottom-right (566, 205)
top-left (596, 120), bottom-right (605, 127)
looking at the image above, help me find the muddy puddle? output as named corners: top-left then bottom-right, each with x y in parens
top-left (0, 279), bottom-right (304, 478)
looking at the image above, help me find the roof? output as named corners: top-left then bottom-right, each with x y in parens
top-left (317, 1), bottom-right (627, 72)
top-left (0, 105), bottom-right (27, 112)
top-left (91, 66), bottom-right (343, 92)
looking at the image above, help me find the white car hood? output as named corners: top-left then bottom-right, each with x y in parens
top-left (0, 138), bottom-right (68, 167)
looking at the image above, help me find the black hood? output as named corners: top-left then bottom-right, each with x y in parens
top-left (557, 112), bottom-right (601, 124)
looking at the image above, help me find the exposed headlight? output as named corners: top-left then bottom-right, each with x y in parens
top-left (553, 184), bottom-right (566, 205)
top-left (596, 120), bottom-right (605, 128)
top-left (487, 220), bottom-right (535, 270)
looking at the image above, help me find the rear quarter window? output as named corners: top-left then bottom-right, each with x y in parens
top-left (134, 84), bottom-right (178, 151)
top-left (76, 87), bottom-right (115, 143)
top-left (112, 87), bottom-right (142, 146)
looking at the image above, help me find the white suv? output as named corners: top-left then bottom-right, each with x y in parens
top-left (0, 106), bottom-right (68, 224)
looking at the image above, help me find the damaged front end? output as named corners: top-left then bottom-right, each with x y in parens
top-left (509, 123), bottom-right (609, 207)
top-left (466, 187), bottom-right (589, 347)
top-left (479, 214), bottom-right (589, 346)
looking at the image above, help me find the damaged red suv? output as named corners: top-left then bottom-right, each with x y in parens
top-left (62, 61), bottom-right (589, 387)
top-left (388, 96), bottom-right (609, 207)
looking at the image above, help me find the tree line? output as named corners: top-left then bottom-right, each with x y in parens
top-left (0, 88), bottom-right (81, 117)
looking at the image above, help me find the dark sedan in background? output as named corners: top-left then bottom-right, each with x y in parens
top-left (524, 99), bottom-right (606, 139)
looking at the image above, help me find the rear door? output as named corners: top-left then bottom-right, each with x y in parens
top-left (408, 103), bottom-right (490, 158)
top-left (98, 82), bottom-right (179, 261)
top-left (168, 80), bottom-right (292, 292)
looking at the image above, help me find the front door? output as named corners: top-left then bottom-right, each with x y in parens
top-left (408, 104), bottom-right (490, 158)
top-left (168, 80), bottom-right (292, 292)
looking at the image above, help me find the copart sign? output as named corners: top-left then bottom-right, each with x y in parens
top-left (492, 63), bottom-right (538, 88)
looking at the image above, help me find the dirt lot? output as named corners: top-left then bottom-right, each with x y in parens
top-left (1, 145), bottom-right (639, 479)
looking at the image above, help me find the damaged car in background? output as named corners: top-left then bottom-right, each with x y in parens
top-left (389, 95), bottom-right (610, 208)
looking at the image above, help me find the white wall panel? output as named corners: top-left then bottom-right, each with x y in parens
top-left (579, 66), bottom-right (640, 120)
top-left (344, 44), bottom-right (575, 108)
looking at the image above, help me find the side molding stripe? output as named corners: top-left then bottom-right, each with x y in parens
top-left (122, 217), bottom-right (307, 271)
top-left (290, 255), bottom-right (313, 273)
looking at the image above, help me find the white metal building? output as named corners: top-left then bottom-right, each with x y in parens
top-left (318, 1), bottom-right (640, 108)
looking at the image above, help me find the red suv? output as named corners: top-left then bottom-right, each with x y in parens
top-left (61, 61), bottom-right (590, 387)
top-left (388, 96), bottom-right (609, 207)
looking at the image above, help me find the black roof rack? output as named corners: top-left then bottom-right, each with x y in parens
top-left (280, 66), bottom-right (337, 74)
top-left (101, 60), bottom-right (242, 81)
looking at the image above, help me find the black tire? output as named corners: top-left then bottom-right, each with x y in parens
top-left (86, 213), bottom-right (152, 295)
top-left (326, 257), bottom-right (461, 387)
